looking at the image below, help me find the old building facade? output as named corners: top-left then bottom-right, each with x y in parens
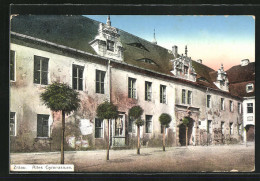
top-left (10, 15), bottom-right (248, 152)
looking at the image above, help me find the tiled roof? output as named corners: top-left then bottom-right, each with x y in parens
top-left (226, 62), bottom-right (255, 97)
top-left (229, 81), bottom-right (255, 97)
top-left (226, 62), bottom-right (255, 84)
top-left (192, 61), bottom-right (218, 89)
top-left (11, 15), bottom-right (253, 98)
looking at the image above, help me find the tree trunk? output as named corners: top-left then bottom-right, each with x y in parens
top-left (61, 111), bottom-right (65, 164)
top-left (186, 126), bottom-right (188, 147)
top-left (107, 119), bottom-right (110, 160)
top-left (137, 125), bottom-right (140, 154)
top-left (163, 125), bottom-right (165, 151)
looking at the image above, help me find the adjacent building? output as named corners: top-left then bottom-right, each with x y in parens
top-left (9, 15), bottom-right (251, 152)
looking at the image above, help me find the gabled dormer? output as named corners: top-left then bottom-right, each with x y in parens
top-left (89, 16), bottom-right (124, 61)
top-left (170, 46), bottom-right (197, 82)
top-left (214, 64), bottom-right (229, 92)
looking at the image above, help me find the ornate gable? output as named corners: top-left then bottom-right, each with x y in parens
top-left (214, 64), bottom-right (229, 92)
top-left (170, 46), bottom-right (196, 82)
top-left (89, 16), bottom-right (124, 61)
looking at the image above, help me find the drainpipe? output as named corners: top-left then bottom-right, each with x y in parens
top-left (107, 60), bottom-right (111, 102)
top-left (107, 59), bottom-right (111, 147)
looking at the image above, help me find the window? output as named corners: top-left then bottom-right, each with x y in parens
top-left (182, 89), bottom-right (186, 104)
top-left (37, 114), bottom-right (49, 137)
top-left (238, 103), bottom-right (242, 114)
top-left (161, 124), bottom-right (166, 134)
top-left (34, 55), bottom-right (49, 85)
top-left (137, 58), bottom-right (156, 65)
top-left (247, 103), bottom-right (253, 113)
top-left (95, 118), bottom-right (103, 138)
top-left (221, 98), bottom-right (225, 110)
top-left (10, 50), bottom-right (15, 81)
top-left (10, 112), bottom-right (16, 136)
top-left (96, 70), bottom-right (106, 94)
top-left (199, 121), bottom-right (201, 125)
top-left (247, 116), bottom-right (253, 122)
top-left (238, 124), bottom-right (242, 135)
top-left (145, 115), bottom-right (152, 133)
top-left (229, 101), bottom-right (233, 112)
top-left (187, 91), bottom-right (192, 104)
top-left (128, 78), bottom-right (136, 99)
top-left (207, 95), bottom-right (211, 108)
top-left (72, 64), bottom-right (84, 91)
top-left (230, 123), bottom-right (233, 135)
top-left (128, 116), bottom-right (136, 133)
top-left (221, 122), bottom-right (224, 134)
top-left (145, 81), bottom-right (152, 101)
top-left (184, 66), bottom-right (188, 75)
top-left (207, 120), bottom-right (212, 134)
top-left (160, 85), bottom-right (166, 104)
top-left (107, 40), bottom-right (114, 51)
top-left (246, 83), bottom-right (254, 93)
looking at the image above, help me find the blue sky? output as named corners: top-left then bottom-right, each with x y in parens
top-left (85, 15), bottom-right (255, 70)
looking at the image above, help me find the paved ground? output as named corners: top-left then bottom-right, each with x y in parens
top-left (10, 144), bottom-right (254, 172)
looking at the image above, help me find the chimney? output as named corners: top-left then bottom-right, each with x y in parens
top-left (172, 45), bottom-right (178, 57)
top-left (197, 59), bottom-right (202, 64)
top-left (241, 59), bottom-right (250, 66)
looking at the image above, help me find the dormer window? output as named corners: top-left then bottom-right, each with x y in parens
top-left (107, 40), bottom-right (114, 51)
top-left (127, 42), bottom-right (149, 52)
top-left (246, 83), bottom-right (254, 93)
top-left (137, 58), bottom-right (156, 65)
top-left (197, 77), bottom-right (209, 83)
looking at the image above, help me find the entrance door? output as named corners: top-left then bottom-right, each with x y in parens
top-left (112, 114), bottom-right (126, 147)
top-left (247, 125), bottom-right (255, 142)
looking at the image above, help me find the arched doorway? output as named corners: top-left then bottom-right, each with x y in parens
top-left (178, 117), bottom-right (195, 146)
top-left (245, 124), bottom-right (254, 142)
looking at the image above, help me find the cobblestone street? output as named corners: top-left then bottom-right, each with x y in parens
top-left (10, 144), bottom-right (254, 172)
